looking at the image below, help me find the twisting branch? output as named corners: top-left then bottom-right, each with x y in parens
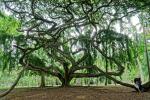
top-left (70, 63), bottom-right (125, 79)
top-left (92, 43), bottom-right (125, 75)
top-left (46, 50), bottom-right (66, 65)
top-left (93, 0), bottom-right (113, 14)
top-left (53, 47), bottom-right (76, 65)
top-left (3, 0), bottom-right (27, 14)
top-left (14, 44), bottom-right (64, 80)
top-left (70, 64), bottom-right (135, 89)
top-left (21, 51), bottom-right (63, 79)
top-left (69, 51), bottom-right (88, 74)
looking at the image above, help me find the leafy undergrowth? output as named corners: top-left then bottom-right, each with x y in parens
top-left (1, 86), bottom-right (150, 100)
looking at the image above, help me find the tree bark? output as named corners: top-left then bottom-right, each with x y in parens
top-left (105, 41), bottom-right (108, 86)
top-left (61, 79), bottom-right (71, 87)
top-left (40, 72), bottom-right (46, 88)
top-left (61, 63), bottom-right (71, 87)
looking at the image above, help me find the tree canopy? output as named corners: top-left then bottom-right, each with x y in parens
top-left (0, 0), bottom-right (150, 97)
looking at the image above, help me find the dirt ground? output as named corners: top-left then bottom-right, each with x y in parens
top-left (1, 86), bottom-right (150, 100)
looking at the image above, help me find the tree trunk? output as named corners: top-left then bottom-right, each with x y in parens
top-left (105, 58), bottom-right (108, 86)
top-left (40, 72), bottom-right (46, 88)
top-left (105, 42), bottom-right (108, 86)
top-left (61, 79), bottom-right (71, 87)
top-left (61, 72), bottom-right (71, 87)
top-left (143, 28), bottom-right (150, 81)
top-left (61, 63), bottom-right (71, 87)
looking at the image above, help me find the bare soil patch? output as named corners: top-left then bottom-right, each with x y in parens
top-left (1, 86), bottom-right (150, 100)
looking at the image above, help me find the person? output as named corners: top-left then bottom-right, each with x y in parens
top-left (134, 77), bottom-right (144, 92)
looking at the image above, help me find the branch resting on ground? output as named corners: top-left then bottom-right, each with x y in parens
top-left (0, 68), bottom-right (26, 98)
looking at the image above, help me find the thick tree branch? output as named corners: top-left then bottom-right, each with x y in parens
top-left (0, 68), bottom-right (25, 98)
top-left (94, 65), bottom-right (136, 89)
top-left (93, 44), bottom-right (125, 75)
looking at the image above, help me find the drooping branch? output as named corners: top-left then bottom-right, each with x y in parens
top-left (0, 68), bottom-right (25, 98)
top-left (69, 40), bottom-right (125, 77)
top-left (93, 43), bottom-right (125, 75)
top-left (14, 45), bottom-right (64, 80)
top-left (93, 65), bottom-right (136, 89)
top-left (20, 52), bottom-right (63, 79)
